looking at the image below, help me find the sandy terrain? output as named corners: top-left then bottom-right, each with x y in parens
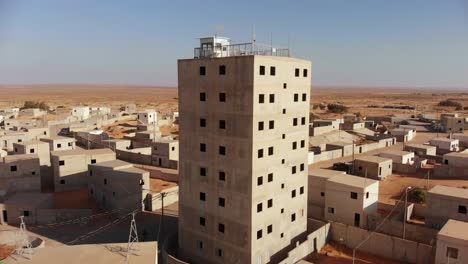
top-left (1, 85), bottom-right (467, 118)
top-left (305, 242), bottom-right (403, 264)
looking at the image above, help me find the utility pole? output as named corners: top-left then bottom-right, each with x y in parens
top-left (403, 186), bottom-right (412, 240)
top-left (126, 211), bottom-right (139, 264)
top-left (352, 139), bottom-right (355, 174)
top-left (14, 216), bottom-right (33, 259)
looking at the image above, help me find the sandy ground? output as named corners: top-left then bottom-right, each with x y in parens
top-left (305, 242), bottom-right (404, 264)
top-left (1, 85), bottom-right (467, 118)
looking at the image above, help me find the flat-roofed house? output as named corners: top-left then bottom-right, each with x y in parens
top-left (51, 149), bottom-right (116, 192)
top-left (0, 154), bottom-right (41, 195)
top-left (325, 141), bottom-right (355, 157)
top-left (390, 128), bottom-right (416, 142)
top-left (324, 174), bottom-right (379, 228)
top-left (354, 156), bottom-right (393, 180)
top-left (404, 143), bottom-right (437, 156)
top-left (435, 219), bottom-right (468, 264)
top-left (378, 150), bottom-right (415, 165)
top-left (0, 132), bottom-right (28, 151)
top-left (88, 160), bottom-right (150, 213)
top-left (426, 185), bottom-right (468, 229)
top-left (308, 169), bottom-right (346, 219)
top-left (3, 192), bottom-right (53, 225)
top-left (434, 152), bottom-right (468, 178)
top-left (13, 140), bottom-right (51, 166)
top-left (40, 136), bottom-right (77, 151)
top-left (150, 139), bottom-right (179, 169)
top-left (430, 138), bottom-right (459, 154)
top-left (453, 133), bottom-right (468, 148)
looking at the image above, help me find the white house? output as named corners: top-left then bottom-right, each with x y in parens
top-left (430, 138), bottom-right (459, 154)
top-left (379, 150), bottom-right (415, 165)
top-left (138, 110), bottom-right (157, 125)
top-left (71, 106), bottom-right (91, 121)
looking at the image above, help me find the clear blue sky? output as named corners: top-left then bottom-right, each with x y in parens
top-left (0, 0), bottom-right (467, 88)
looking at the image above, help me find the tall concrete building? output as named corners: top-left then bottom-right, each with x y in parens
top-left (178, 37), bottom-right (311, 264)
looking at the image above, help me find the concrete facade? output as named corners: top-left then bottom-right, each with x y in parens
top-left (178, 54), bottom-right (310, 264)
top-left (13, 140), bottom-right (51, 166)
top-left (442, 152), bottom-right (468, 167)
top-left (151, 139), bottom-right (179, 169)
top-left (138, 110), bottom-right (158, 125)
top-left (0, 154), bottom-right (41, 195)
top-left (40, 136), bottom-right (77, 151)
top-left (307, 169), bottom-right (346, 219)
top-left (354, 156), bottom-right (393, 180)
top-left (404, 143), bottom-right (437, 156)
top-left (452, 133), bottom-right (468, 148)
top-left (435, 219), bottom-right (468, 264)
top-left (51, 149), bottom-right (116, 192)
top-left (430, 138), bottom-right (459, 154)
top-left (324, 174), bottom-right (378, 228)
top-left (71, 106), bottom-right (90, 120)
top-left (390, 128), bottom-right (416, 142)
top-left (3, 192), bottom-right (53, 225)
top-left (0, 132), bottom-right (28, 151)
top-left (88, 160), bottom-right (150, 212)
top-left (426, 185), bottom-right (468, 229)
top-left (378, 150), bottom-right (415, 165)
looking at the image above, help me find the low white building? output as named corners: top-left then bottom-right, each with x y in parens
top-left (453, 133), bottom-right (468, 148)
top-left (430, 138), bottom-right (459, 154)
top-left (138, 110), bottom-right (157, 125)
top-left (390, 128), bottom-right (416, 142)
top-left (442, 152), bottom-right (468, 167)
top-left (404, 143), bottom-right (437, 156)
top-left (378, 150), bottom-right (415, 165)
top-left (71, 106), bottom-right (91, 121)
top-left (435, 220), bottom-right (468, 264)
top-left (324, 174), bottom-right (379, 228)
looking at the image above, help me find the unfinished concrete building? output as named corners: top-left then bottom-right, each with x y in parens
top-left (404, 143), bottom-right (437, 156)
top-left (434, 152), bottom-right (468, 178)
top-left (51, 149), bottom-right (116, 192)
top-left (325, 174), bottom-right (379, 228)
top-left (0, 132), bottom-right (28, 151)
top-left (24, 127), bottom-right (50, 140)
top-left (441, 113), bottom-right (467, 133)
top-left (378, 150), bottom-right (415, 165)
top-left (2, 192), bottom-right (53, 225)
top-left (178, 37), bottom-right (310, 264)
top-left (150, 139), bottom-right (179, 169)
top-left (88, 160), bottom-right (149, 212)
top-left (354, 156), bottom-right (392, 180)
top-left (435, 219), bottom-right (468, 264)
top-left (137, 110), bottom-right (157, 125)
top-left (453, 133), bottom-right (468, 148)
top-left (426, 185), bottom-right (468, 229)
top-left (40, 136), bottom-right (76, 151)
top-left (430, 137), bottom-right (459, 154)
top-left (13, 140), bottom-right (51, 166)
top-left (325, 141), bottom-right (355, 157)
top-left (309, 119), bottom-right (340, 136)
top-left (390, 128), bottom-right (416, 142)
top-left (308, 169), bottom-right (346, 219)
top-left (0, 154), bottom-right (41, 195)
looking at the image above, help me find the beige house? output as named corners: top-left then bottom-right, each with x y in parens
top-left (435, 219), bottom-right (468, 264)
top-left (390, 128), bottom-right (416, 142)
top-left (325, 141), bottom-right (355, 157)
top-left (51, 149), bottom-right (116, 192)
top-left (453, 133), bottom-right (468, 148)
top-left (101, 138), bottom-right (132, 151)
top-left (404, 143), bottom-right (437, 156)
top-left (13, 140), bottom-right (51, 166)
top-left (308, 169), bottom-right (346, 219)
top-left (430, 137), bottom-right (459, 154)
top-left (426, 185), bottom-right (468, 229)
top-left (0, 154), bottom-right (41, 195)
top-left (178, 37), bottom-right (310, 264)
top-left (325, 174), bottom-right (379, 228)
top-left (354, 156), bottom-right (392, 180)
top-left (442, 152), bottom-right (468, 167)
top-left (40, 136), bottom-right (76, 151)
top-left (150, 139), bottom-right (179, 169)
top-left (24, 127), bottom-right (50, 140)
top-left (3, 192), bottom-right (53, 225)
top-left (88, 160), bottom-right (149, 213)
top-left (378, 150), bottom-right (415, 165)
top-left (137, 110), bottom-right (157, 125)
top-left (0, 132), bottom-right (28, 151)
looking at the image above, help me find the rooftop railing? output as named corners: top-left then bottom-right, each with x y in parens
top-left (194, 42), bottom-right (289, 58)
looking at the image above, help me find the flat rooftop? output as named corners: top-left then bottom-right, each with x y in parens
top-left (13, 140), bottom-right (48, 146)
top-left (51, 148), bottom-right (114, 157)
top-left (379, 150), bottom-right (413, 156)
top-left (309, 169), bottom-right (346, 179)
top-left (428, 185), bottom-right (468, 200)
top-left (327, 174), bottom-right (378, 188)
top-left (438, 219), bottom-right (468, 242)
top-left (41, 136), bottom-right (76, 141)
top-left (355, 155), bottom-right (392, 163)
top-left (91, 159), bottom-right (132, 170)
top-left (2, 154), bottom-right (38, 163)
top-left (327, 141), bottom-right (354, 147)
top-left (4, 241), bottom-right (158, 264)
top-left (443, 152), bottom-right (468, 158)
top-left (150, 178), bottom-right (178, 193)
top-left (405, 143), bottom-right (436, 150)
top-left (430, 137), bottom-right (458, 143)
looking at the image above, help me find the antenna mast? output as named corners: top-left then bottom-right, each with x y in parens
top-left (126, 211), bottom-right (140, 263)
top-left (14, 216), bottom-right (33, 260)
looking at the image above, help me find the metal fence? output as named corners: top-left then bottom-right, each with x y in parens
top-left (194, 42), bottom-right (289, 58)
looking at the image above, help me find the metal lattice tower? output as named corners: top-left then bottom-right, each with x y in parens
top-left (125, 211), bottom-right (139, 263)
top-left (14, 216), bottom-right (33, 260)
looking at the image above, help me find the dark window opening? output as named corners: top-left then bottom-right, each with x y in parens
top-left (199, 66), bottom-right (206, 75)
top-left (219, 65), bottom-right (226, 75)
